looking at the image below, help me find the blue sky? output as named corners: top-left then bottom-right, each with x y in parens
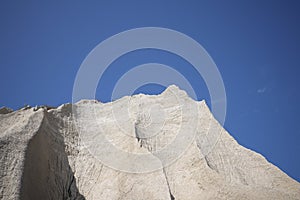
top-left (0, 1), bottom-right (299, 181)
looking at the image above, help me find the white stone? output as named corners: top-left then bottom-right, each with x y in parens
top-left (0, 85), bottom-right (299, 199)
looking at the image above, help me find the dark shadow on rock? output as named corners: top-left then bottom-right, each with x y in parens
top-left (20, 112), bottom-right (85, 200)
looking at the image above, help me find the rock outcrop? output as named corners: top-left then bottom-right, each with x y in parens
top-left (0, 107), bottom-right (13, 114)
top-left (0, 85), bottom-right (299, 200)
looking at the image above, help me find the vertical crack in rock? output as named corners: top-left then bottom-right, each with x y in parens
top-left (134, 122), bottom-right (141, 145)
top-left (163, 168), bottom-right (175, 200)
top-left (134, 122), bottom-right (175, 199)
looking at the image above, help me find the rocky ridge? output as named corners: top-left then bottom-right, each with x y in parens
top-left (0, 85), bottom-right (299, 200)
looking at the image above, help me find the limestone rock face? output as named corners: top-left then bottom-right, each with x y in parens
top-left (0, 85), bottom-right (299, 200)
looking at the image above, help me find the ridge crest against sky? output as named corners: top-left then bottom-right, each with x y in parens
top-left (0, 1), bottom-right (299, 182)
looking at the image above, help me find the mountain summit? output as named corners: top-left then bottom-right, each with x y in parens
top-left (0, 85), bottom-right (299, 200)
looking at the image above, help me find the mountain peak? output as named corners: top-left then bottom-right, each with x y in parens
top-left (0, 92), bottom-right (299, 200)
top-left (161, 84), bottom-right (190, 99)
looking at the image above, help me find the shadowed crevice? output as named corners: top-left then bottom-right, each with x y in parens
top-left (20, 112), bottom-right (85, 200)
top-left (162, 168), bottom-right (175, 200)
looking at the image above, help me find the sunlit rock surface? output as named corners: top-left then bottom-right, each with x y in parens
top-left (0, 85), bottom-right (299, 200)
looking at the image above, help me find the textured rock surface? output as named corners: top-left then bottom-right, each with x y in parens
top-left (0, 85), bottom-right (299, 200)
top-left (0, 107), bottom-right (13, 114)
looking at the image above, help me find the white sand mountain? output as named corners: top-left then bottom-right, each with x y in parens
top-left (0, 85), bottom-right (299, 200)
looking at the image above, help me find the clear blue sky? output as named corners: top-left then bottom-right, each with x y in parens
top-left (0, 1), bottom-right (299, 182)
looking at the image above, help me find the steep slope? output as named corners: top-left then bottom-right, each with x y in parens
top-left (0, 109), bottom-right (83, 199)
top-left (0, 85), bottom-right (299, 200)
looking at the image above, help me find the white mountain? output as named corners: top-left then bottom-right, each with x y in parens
top-left (0, 85), bottom-right (299, 200)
